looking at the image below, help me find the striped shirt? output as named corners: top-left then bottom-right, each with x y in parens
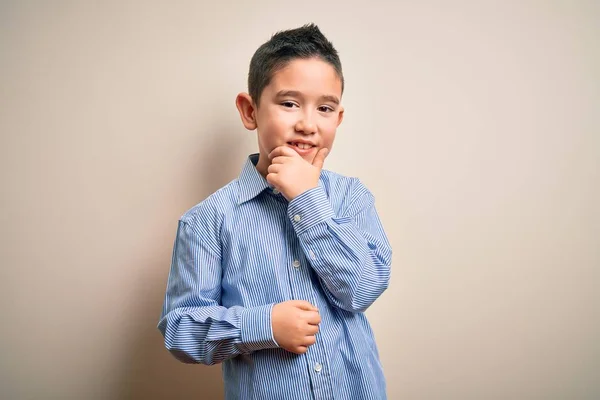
top-left (158, 154), bottom-right (392, 399)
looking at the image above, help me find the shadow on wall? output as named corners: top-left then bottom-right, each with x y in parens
top-left (117, 125), bottom-right (248, 400)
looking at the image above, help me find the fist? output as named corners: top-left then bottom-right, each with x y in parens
top-left (272, 300), bottom-right (321, 354)
top-left (266, 146), bottom-right (329, 201)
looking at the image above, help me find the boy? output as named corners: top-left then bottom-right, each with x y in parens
top-left (158, 23), bottom-right (392, 400)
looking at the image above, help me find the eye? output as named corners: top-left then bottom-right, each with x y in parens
top-left (281, 101), bottom-right (298, 108)
top-left (318, 105), bottom-right (334, 113)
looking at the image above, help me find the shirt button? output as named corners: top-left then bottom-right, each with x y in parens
top-left (309, 250), bottom-right (316, 260)
top-left (293, 214), bottom-right (301, 222)
top-left (292, 260), bottom-right (300, 268)
top-left (314, 362), bottom-right (323, 373)
top-left (273, 189), bottom-right (279, 195)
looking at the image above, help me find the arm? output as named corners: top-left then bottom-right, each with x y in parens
top-left (157, 220), bottom-right (278, 365)
top-left (287, 180), bottom-right (392, 313)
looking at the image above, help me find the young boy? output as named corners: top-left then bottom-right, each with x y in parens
top-left (158, 23), bottom-right (392, 400)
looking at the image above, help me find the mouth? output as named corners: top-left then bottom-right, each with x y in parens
top-left (287, 141), bottom-right (316, 156)
top-left (287, 141), bottom-right (316, 150)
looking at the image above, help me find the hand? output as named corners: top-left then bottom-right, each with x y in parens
top-left (272, 300), bottom-right (321, 354)
top-left (267, 146), bottom-right (328, 201)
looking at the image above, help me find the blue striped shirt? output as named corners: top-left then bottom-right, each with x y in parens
top-left (158, 154), bottom-right (392, 399)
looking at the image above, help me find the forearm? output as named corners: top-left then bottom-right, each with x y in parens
top-left (288, 186), bottom-right (392, 312)
top-left (298, 220), bottom-right (390, 312)
top-left (158, 303), bottom-right (278, 365)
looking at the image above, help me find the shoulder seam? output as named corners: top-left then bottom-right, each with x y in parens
top-left (179, 219), bottom-right (222, 258)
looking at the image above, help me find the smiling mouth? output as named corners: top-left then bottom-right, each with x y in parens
top-left (287, 142), bottom-right (315, 150)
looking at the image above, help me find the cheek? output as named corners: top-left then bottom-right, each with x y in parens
top-left (320, 120), bottom-right (338, 146)
top-left (262, 111), bottom-right (293, 137)
top-left (257, 114), bottom-right (290, 152)
top-left (272, 110), bottom-right (297, 130)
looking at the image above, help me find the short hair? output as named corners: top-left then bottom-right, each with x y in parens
top-left (248, 23), bottom-right (344, 106)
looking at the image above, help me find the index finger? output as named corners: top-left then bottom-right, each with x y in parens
top-left (268, 145), bottom-right (298, 160)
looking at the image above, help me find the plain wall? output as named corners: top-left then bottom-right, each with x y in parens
top-left (1, 1), bottom-right (598, 399)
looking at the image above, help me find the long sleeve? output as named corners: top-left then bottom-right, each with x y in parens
top-left (157, 220), bottom-right (279, 365)
top-left (287, 180), bottom-right (392, 313)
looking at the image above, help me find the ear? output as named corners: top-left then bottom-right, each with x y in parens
top-left (236, 93), bottom-right (257, 130)
top-left (336, 106), bottom-right (345, 127)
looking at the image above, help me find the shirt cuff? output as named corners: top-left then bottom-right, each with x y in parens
top-left (287, 186), bottom-right (334, 234)
top-left (240, 304), bottom-right (279, 352)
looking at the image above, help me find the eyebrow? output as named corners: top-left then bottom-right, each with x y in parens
top-left (275, 90), bottom-right (340, 105)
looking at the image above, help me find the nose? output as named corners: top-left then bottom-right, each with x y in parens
top-left (294, 111), bottom-right (317, 135)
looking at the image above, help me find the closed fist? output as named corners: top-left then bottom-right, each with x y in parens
top-left (272, 300), bottom-right (321, 354)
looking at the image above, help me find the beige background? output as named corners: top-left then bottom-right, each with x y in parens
top-left (1, 1), bottom-right (598, 399)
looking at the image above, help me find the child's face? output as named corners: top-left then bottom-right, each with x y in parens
top-left (254, 58), bottom-right (344, 168)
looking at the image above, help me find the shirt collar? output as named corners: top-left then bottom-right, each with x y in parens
top-left (237, 154), bottom-right (271, 204)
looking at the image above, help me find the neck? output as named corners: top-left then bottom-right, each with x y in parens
top-left (255, 154), bottom-right (269, 179)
